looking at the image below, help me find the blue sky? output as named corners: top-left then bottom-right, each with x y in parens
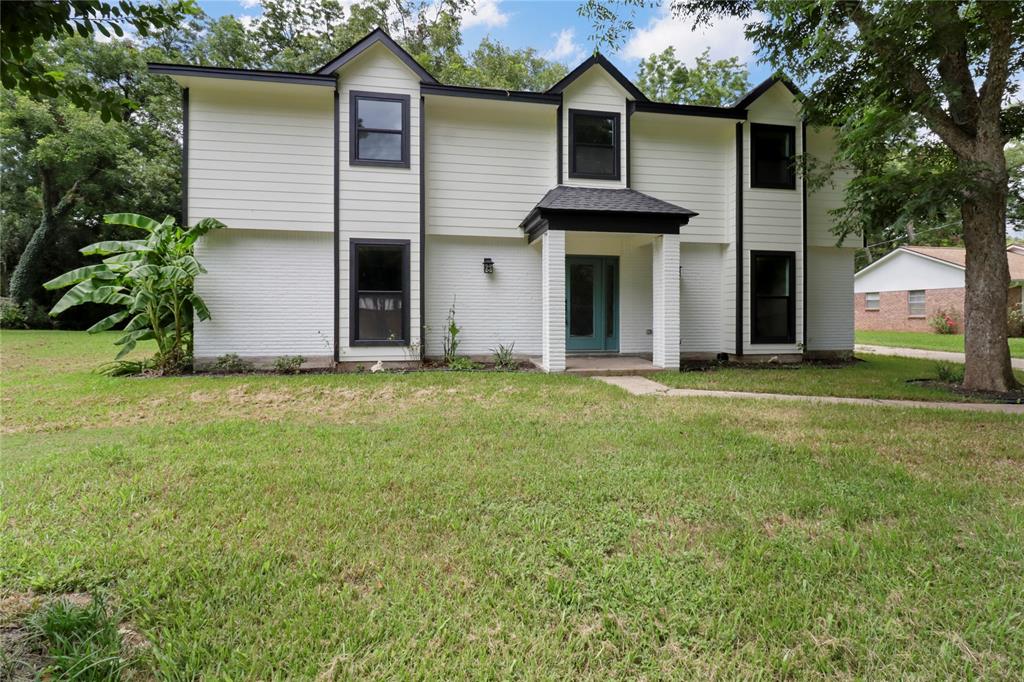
top-left (197, 0), bottom-right (777, 85)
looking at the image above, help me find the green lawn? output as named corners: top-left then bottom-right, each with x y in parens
top-left (656, 354), bottom-right (1024, 402)
top-left (856, 330), bottom-right (1024, 358)
top-left (3, 331), bottom-right (1023, 678)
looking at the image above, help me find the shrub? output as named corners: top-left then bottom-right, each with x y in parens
top-left (0, 298), bottom-right (27, 329)
top-left (273, 355), bottom-right (305, 374)
top-left (447, 356), bottom-right (481, 371)
top-left (213, 353), bottom-right (252, 373)
top-left (928, 307), bottom-right (961, 334)
top-left (934, 361), bottom-right (964, 384)
top-left (490, 342), bottom-right (517, 370)
top-left (443, 298), bottom-right (460, 365)
top-left (44, 213), bottom-right (224, 373)
top-left (1009, 304), bottom-right (1024, 338)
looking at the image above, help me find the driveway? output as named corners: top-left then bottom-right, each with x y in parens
top-left (855, 344), bottom-right (1024, 370)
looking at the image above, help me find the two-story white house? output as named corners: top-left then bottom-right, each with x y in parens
top-left (149, 28), bottom-right (859, 372)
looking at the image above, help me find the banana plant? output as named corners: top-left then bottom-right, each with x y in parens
top-left (44, 213), bottom-right (225, 371)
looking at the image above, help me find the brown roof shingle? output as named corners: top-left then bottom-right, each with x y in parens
top-left (902, 245), bottom-right (1024, 280)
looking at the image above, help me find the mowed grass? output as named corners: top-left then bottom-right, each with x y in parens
top-left (2, 331), bottom-right (1024, 679)
top-left (656, 354), bottom-right (1024, 402)
top-left (856, 330), bottom-right (1024, 358)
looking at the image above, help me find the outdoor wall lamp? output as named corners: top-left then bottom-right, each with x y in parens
top-left (483, 257), bottom-right (494, 274)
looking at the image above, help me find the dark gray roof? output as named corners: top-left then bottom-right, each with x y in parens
top-left (528, 186), bottom-right (698, 219)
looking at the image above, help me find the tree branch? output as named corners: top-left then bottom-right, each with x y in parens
top-left (926, 1), bottom-right (978, 132)
top-left (977, 1), bottom-right (1013, 138)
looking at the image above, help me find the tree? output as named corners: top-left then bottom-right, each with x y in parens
top-left (583, 0), bottom-right (1023, 392)
top-left (0, 0), bottom-right (196, 120)
top-left (454, 38), bottom-right (567, 91)
top-left (636, 46), bottom-right (748, 106)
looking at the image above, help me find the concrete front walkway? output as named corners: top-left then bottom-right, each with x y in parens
top-left (596, 375), bottom-right (1024, 414)
top-left (855, 344), bottom-right (1024, 370)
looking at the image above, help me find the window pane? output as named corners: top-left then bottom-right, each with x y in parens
top-left (357, 293), bottom-right (403, 340)
top-left (574, 146), bottom-right (615, 177)
top-left (753, 254), bottom-right (790, 296)
top-left (357, 99), bottom-right (402, 131)
top-left (574, 114), bottom-right (614, 145)
top-left (357, 131), bottom-right (402, 161)
top-left (754, 298), bottom-right (790, 340)
top-left (866, 293), bottom-right (880, 310)
top-left (357, 245), bottom-right (403, 291)
top-left (753, 126), bottom-right (794, 187)
top-left (569, 263), bottom-right (594, 337)
top-left (908, 290), bottom-right (926, 316)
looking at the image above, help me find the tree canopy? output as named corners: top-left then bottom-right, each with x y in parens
top-left (636, 46), bottom-right (748, 106)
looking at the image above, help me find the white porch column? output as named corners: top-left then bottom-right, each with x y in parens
top-left (541, 230), bottom-right (566, 372)
top-left (652, 233), bottom-right (681, 369)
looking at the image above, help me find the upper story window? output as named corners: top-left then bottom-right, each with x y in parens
top-left (570, 109), bottom-right (620, 181)
top-left (350, 91), bottom-right (410, 168)
top-left (750, 123), bottom-right (796, 189)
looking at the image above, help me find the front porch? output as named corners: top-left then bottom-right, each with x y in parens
top-left (528, 354), bottom-right (660, 376)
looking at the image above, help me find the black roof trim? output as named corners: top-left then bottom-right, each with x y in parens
top-left (733, 74), bottom-right (802, 109)
top-left (148, 63), bottom-right (337, 87)
top-left (420, 83), bottom-right (560, 105)
top-left (315, 27), bottom-right (438, 83)
top-left (634, 100), bottom-right (746, 120)
top-left (546, 53), bottom-right (648, 102)
top-left (520, 186), bottom-right (698, 236)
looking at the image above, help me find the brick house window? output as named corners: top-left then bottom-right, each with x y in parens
top-left (908, 290), bottom-right (926, 317)
top-left (865, 292), bottom-right (880, 311)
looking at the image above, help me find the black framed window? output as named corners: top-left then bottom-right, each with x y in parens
top-left (350, 239), bottom-right (410, 345)
top-left (350, 91), bottom-right (410, 167)
top-left (569, 109), bottom-right (620, 180)
top-left (751, 250), bottom-right (796, 344)
top-left (750, 123), bottom-right (796, 189)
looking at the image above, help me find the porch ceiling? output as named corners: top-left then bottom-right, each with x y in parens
top-left (520, 185), bottom-right (698, 242)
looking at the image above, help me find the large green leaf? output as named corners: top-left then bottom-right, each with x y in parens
top-left (104, 213), bottom-right (163, 232)
top-left (50, 281), bottom-right (131, 316)
top-left (86, 310), bottom-right (129, 333)
top-left (190, 293), bottom-right (211, 321)
top-left (81, 240), bottom-right (151, 256)
top-left (43, 264), bottom-right (117, 290)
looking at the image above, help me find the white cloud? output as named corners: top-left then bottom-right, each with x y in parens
top-left (238, 14), bottom-right (258, 30)
top-left (620, 7), bottom-right (753, 64)
top-left (239, 0), bottom-right (262, 8)
top-left (462, 0), bottom-right (509, 30)
top-left (544, 28), bottom-right (584, 63)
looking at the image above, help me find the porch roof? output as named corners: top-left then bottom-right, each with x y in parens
top-left (520, 186), bottom-right (698, 242)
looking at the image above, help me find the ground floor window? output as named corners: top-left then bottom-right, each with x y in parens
top-left (751, 250), bottom-right (796, 344)
top-left (908, 290), bottom-right (926, 317)
top-left (350, 239), bottom-right (409, 345)
top-left (865, 292), bottom-right (880, 311)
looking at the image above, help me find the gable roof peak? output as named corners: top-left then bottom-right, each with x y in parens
top-left (316, 26), bottom-right (438, 83)
top-left (546, 52), bottom-right (648, 102)
top-left (733, 73), bottom-right (802, 109)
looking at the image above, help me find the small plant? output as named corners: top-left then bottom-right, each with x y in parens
top-left (213, 353), bottom-right (252, 373)
top-left (273, 355), bottom-right (305, 374)
top-left (934, 361), bottom-right (964, 384)
top-left (928, 307), bottom-right (961, 334)
top-left (1008, 304), bottom-right (1024, 338)
top-left (442, 298), bottom-right (460, 365)
top-left (447, 356), bottom-right (481, 371)
top-left (0, 298), bottom-right (27, 328)
top-left (490, 342), bottom-right (517, 370)
top-left (29, 596), bottom-right (128, 681)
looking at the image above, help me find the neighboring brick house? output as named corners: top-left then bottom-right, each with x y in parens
top-left (853, 246), bottom-right (1024, 332)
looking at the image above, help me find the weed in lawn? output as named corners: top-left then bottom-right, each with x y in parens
top-left (28, 595), bottom-right (127, 681)
top-left (935, 361), bottom-right (965, 384)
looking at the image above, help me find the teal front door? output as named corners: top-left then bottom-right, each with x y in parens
top-left (566, 256), bottom-right (619, 352)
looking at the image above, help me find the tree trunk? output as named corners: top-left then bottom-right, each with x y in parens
top-left (9, 168), bottom-right (60, 304)
top-left (960, 142), bottom-right (1018, 392)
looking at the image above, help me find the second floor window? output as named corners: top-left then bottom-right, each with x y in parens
top-left (751, 123), bottom-right (796, 189)
top-left (350, 92), bottom-right (410, 167)
top-left (570, 109), bottom-right (620, 180)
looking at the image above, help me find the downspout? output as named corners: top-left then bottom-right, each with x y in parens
top-left (333, 84), bottom-right (340, 364)
top-left (181, 88), bottom-right (189, 226)
top-left (419, 94), bottom-right (426, 361)
top-left (801, 120), bottom-right (808, 351)
top-left (735, 121), bottom-right (744, 357)
top-left (556, 103), bottom-right (563, 185)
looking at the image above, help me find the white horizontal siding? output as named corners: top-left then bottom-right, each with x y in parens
top-left (806, 126), bottom-right (860, 248)
top-left (194, 229), bottom-right (333, 359)
top-left (630, 114), bottom-right (732, 243)
top-left (854, 251), bottom-right (964, 292)
top-left (807, 246), bottom-right (855, 351)
top-left (680, 243), bottom-right (724, 352)
top-left (562, 67), bottom-right (628, 189)
top-left (425, 97), bottom-right (555, 239)
top-left (187, 82), bottom-right (333, 232)
top-left (337, 42), bottom-right (422, 361)
top-left (742, 91), bottom-right (804, 354)
top-left (424, 235), bottom-right (541, 356)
